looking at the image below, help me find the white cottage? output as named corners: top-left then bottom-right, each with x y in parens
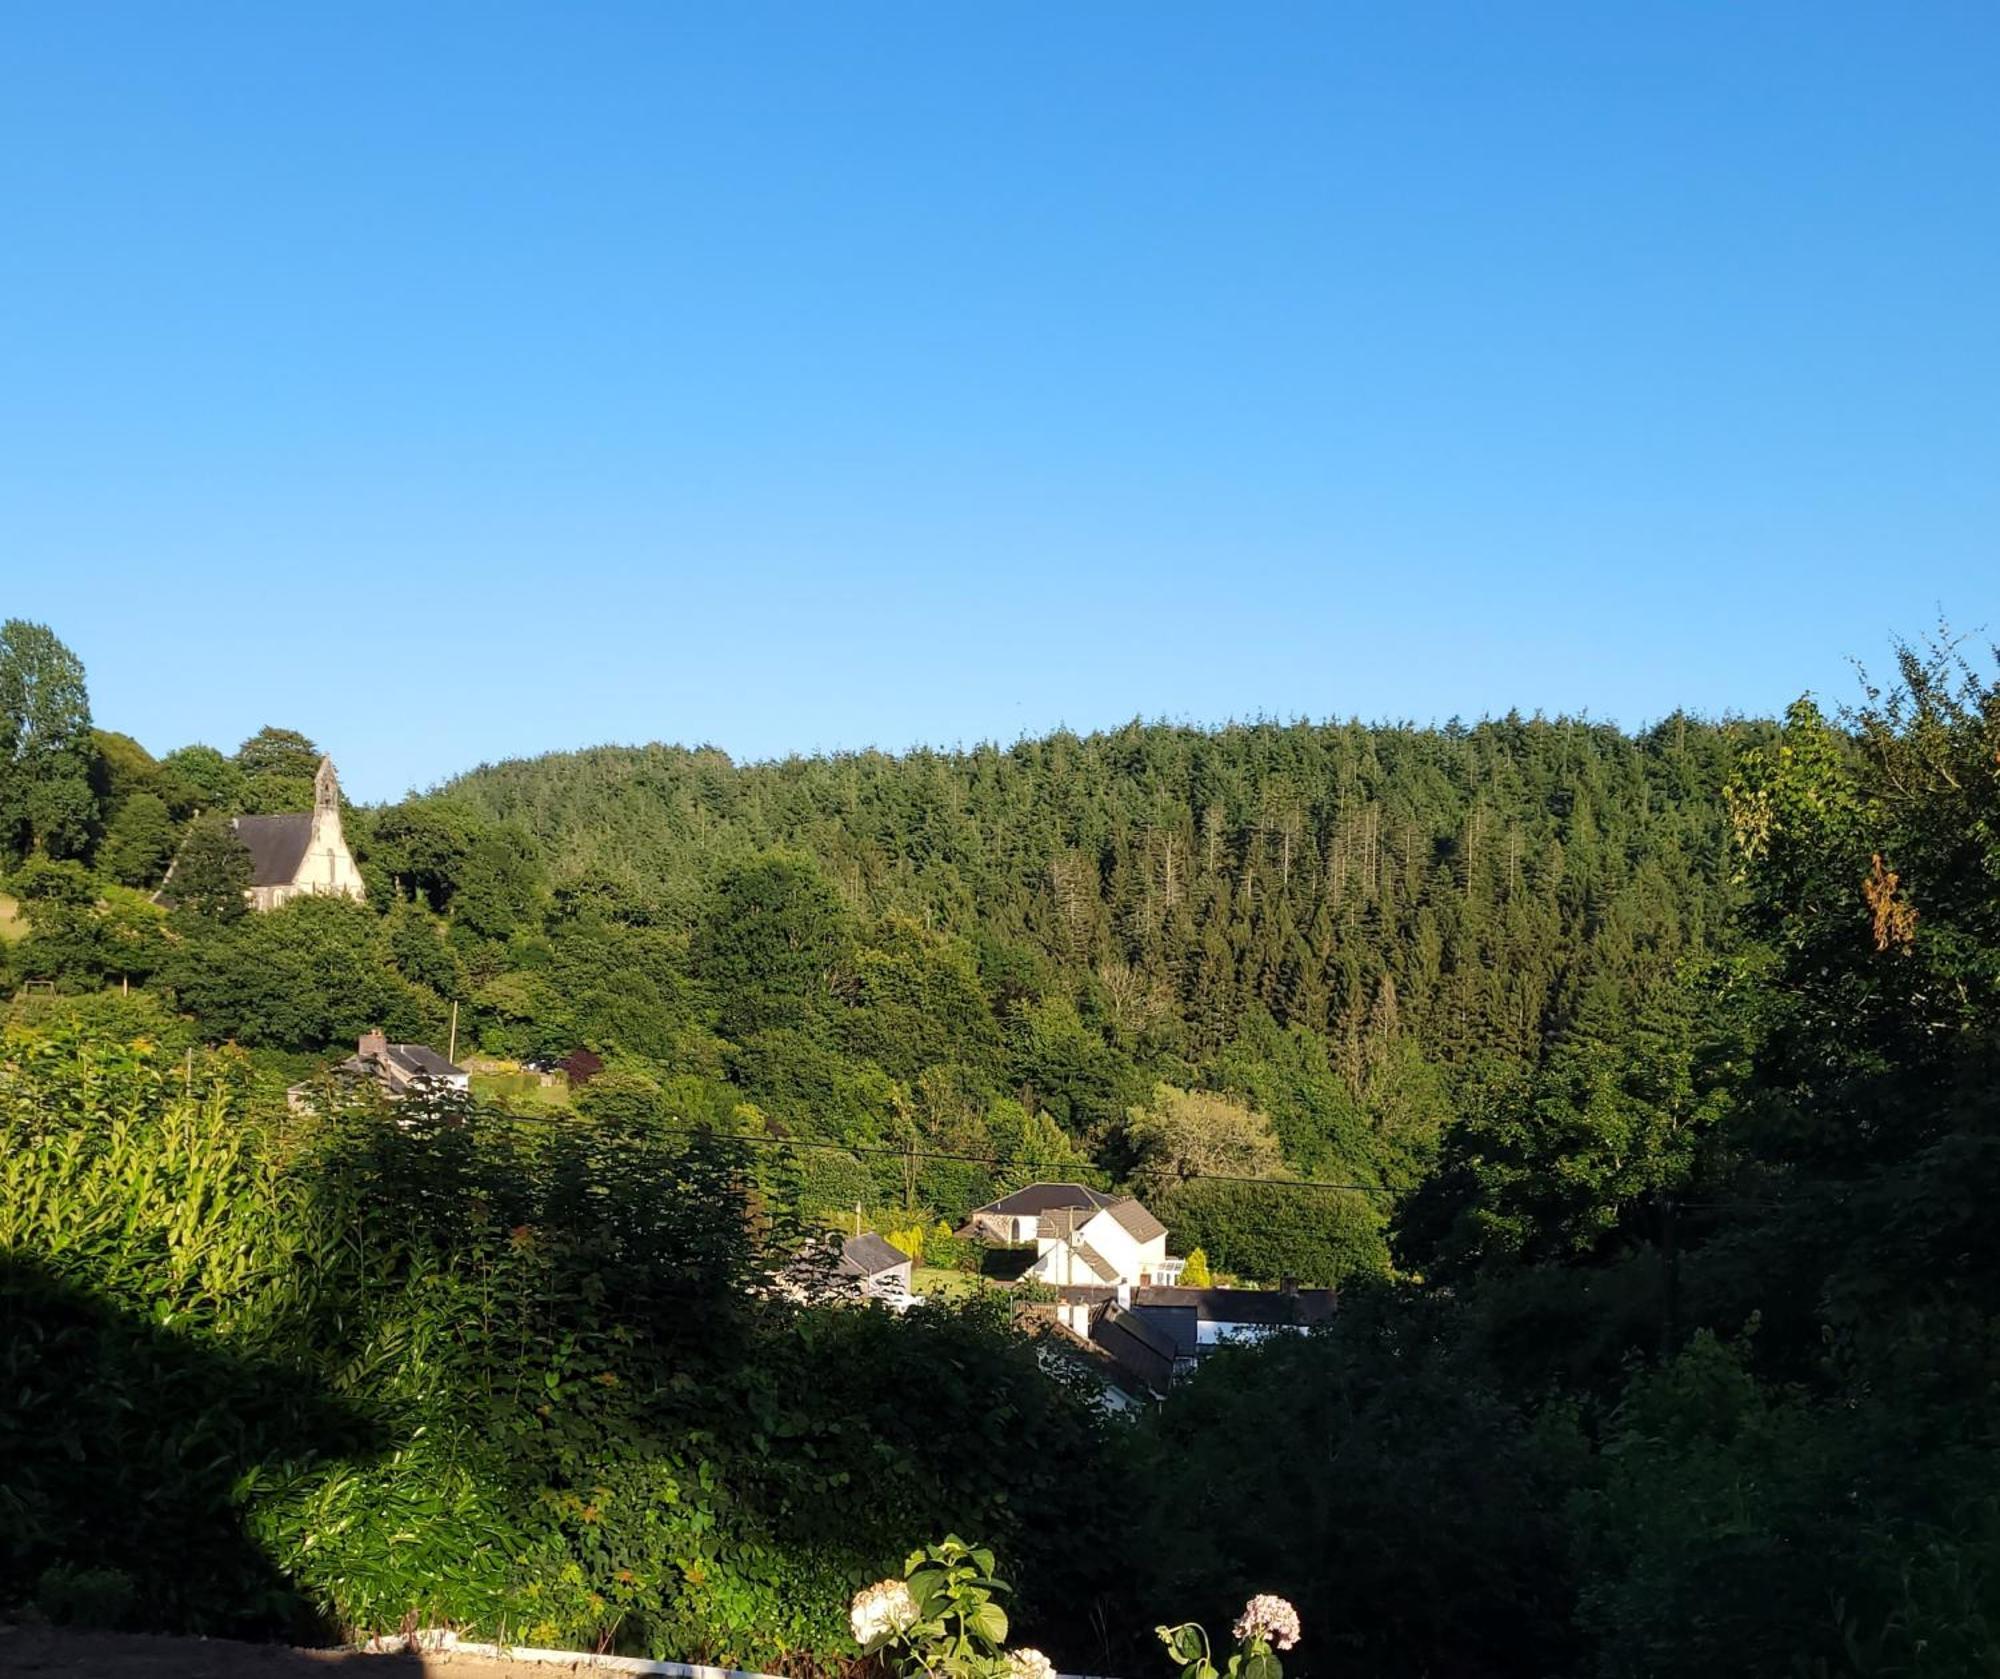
top-left (959, 1183), bottom-right (1174, 1290)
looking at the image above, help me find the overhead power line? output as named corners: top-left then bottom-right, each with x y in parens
top-left (463, 1103), bottom-right (1400, 1194)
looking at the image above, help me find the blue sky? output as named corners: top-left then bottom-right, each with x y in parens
top-left (2, 3), bottom-right (1995, 802)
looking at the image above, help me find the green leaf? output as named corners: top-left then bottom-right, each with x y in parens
top-left (967, 1600), bottom-right (1009, 1648)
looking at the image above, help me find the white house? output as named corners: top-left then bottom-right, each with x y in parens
top-left (960, 1183), bottom-right (1174, 1290)
top-left (336, 1032), bottom-right (470, 1097)
top-left (1026, 1197), bottom-right (1171, 1289)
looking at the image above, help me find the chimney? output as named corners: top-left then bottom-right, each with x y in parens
top-left (359, 1030), bottom-right (388, 1062)
top-left (1281, 1274), bottom-right (1299, 1296)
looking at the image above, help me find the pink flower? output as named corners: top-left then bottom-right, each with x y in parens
top-left (1232, 1595), bottom-right (1301, 1653)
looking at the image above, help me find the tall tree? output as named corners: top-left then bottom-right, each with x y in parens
top-left (0, 619), bottom-right (98, 860)
top-left (166, 815), bottom-right (253, 922)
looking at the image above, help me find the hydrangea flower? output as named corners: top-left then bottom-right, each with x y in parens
top-left (1007, 1648), bottom-right (1057, 1679)
top-left (851, 1578), bottom-right (920, 1646)
top-left (1232, 1595), bottom-right (1301, 1652)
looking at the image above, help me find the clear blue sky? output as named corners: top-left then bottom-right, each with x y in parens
top-left (3, 4), bottom-right (1995, 802)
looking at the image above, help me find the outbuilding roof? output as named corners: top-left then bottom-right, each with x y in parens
top-left (839, 1232), bottom-right (911, 1277)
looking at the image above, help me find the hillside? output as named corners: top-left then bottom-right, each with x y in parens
top-left (413, 715), bottom-right (1756, 1273)
top-left (0, 618), bottom-right (1764, 1282)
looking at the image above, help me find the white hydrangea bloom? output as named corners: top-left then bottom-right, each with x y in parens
top-left (1007, 1648), bottom-right (1057, 1679)
top-left (1232, 1595), bottom-right (1301, 1652)
top-left (851, 1578), bottom-right (919, 1646)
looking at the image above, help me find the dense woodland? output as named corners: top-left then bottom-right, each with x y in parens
top-left (6, 616), bottom-right (2000, 1676)
top-left (0, 610), bottom-right (1759, 1280)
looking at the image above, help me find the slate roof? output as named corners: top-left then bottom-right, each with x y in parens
top-left (384, 1043), bottom-right (462, 1079)
top-left (1136, 1286), bottom-right (1340, 1327)
top-left (1089, 1303), bottom-right (1178, 1394)
top-left (1036, 1207), bottom-right (1093, 1239)
top-left (1049, 1284), bottom-right (1339, 1325)
top-left (1105, 1197), bottom-right (1168, 1243)
top-left (973, 1182), bottom-right (1117, 1218)
top-left (231, 813), bottom-right (314, 887)
top-left (1072, 1241), bottom-right (1120, 1284)
top-left (338, 1042), bottom-right (464, 1082)
top-left (1098, 1301), bottom-right (1180, 1363)
top-left (839, 1232), bottom-right (911, 1278)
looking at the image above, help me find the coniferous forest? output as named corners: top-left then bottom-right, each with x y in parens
top-left (5, 616), bottom-right (2000, 1677)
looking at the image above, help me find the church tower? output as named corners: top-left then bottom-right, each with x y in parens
top-left (212, 753), bottom-right (367, 910)
top-left (302, 756), bottom-right (366, 902)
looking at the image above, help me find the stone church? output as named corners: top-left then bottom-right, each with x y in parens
top-left (233, 757), bottom-right (367, 910)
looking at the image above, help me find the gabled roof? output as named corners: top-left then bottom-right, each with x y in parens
top-left (839, 1232), bottom-right (911, 1278)
top-left (1088, 1302), bottom-right (1178, 1395)
top-left (1104, 1196), bottom-right (1167, 1243)
top-left (338, 1042), bottom-right (463, 1082)
top-left (384, 1043), bottom-right (462, 1079)
top-left (1071, 1241), bottom-right (1119, 1284)
top-left (1036, 1207), bottom-right (1094, 1239)
top-left (1098, 1301), bottom-right (1180, 1363)
top-left (972, 1182), bottom-right (1117, 1219)
top-left (231, 813), bottom-right (314, 887)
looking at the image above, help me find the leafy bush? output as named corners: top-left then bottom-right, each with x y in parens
top-left (0, 1027), bottom-right (1116, 1665)
top-left (1153, 1177), bottom-right (1387, 1285)
top-left (34, 1563), bottom-right (137, 1630)
top-left (853, 1535), bottom-right (1013, 1679)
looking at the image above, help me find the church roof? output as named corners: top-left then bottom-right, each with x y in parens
top-left (231, 813), bottom-right (315, 886)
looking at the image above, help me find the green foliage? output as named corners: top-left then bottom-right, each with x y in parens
top-left (693, 853), bottom-right (852, 1040)
top-left (1178, 1246), bottom-right (1213, 1287)
top-left (0, 1025), bottom-right (1115, 1663)
top-left (160, 894), bottom-right (435, 1049)
top-left (1126, 1083), bottom-right (1286, 1188)
top-left (235, 726), bottom-right (322, 781)
top-left (858, 1536), bottom-right (1013, 1679)
top-left (157, 744), bottom-right (244, 818)
top-left (1156, 1611), bottom-right (1287, 1679)
top-left (1119, 643), bottom-right (2000, 1678)
top-left (34, 1562), bottom-right (139, 1630)
top-left (1154, 1177), bottom-right (1386, 1285)
top-left (0, 619), bottom-right (98, 861)
top-left (98, 790), bottom-right (180, 887)
top-left (20, 623), bottom-right (2000, 1676)
top-left (167, 814), bottom-right (253, 922)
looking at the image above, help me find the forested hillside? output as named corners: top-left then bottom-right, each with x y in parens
top-left (0, 611), bottom-right (1763, 1282)
top-left (425, 714), bottom-right (1756, 1273)
top-left (10, 616), bottom-right (2000, 1675)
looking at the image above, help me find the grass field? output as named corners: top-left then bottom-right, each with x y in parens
top-left (912, 1266), bottom-right (985, 1300)
top-left (470, 1068), bottom-right (574, 1113)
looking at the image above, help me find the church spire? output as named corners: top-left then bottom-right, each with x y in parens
top-left (314, 756), bottom-right (340, 815)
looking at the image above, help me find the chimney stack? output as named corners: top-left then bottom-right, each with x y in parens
top-left (359, 1030), bottom-right (388, 1062)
